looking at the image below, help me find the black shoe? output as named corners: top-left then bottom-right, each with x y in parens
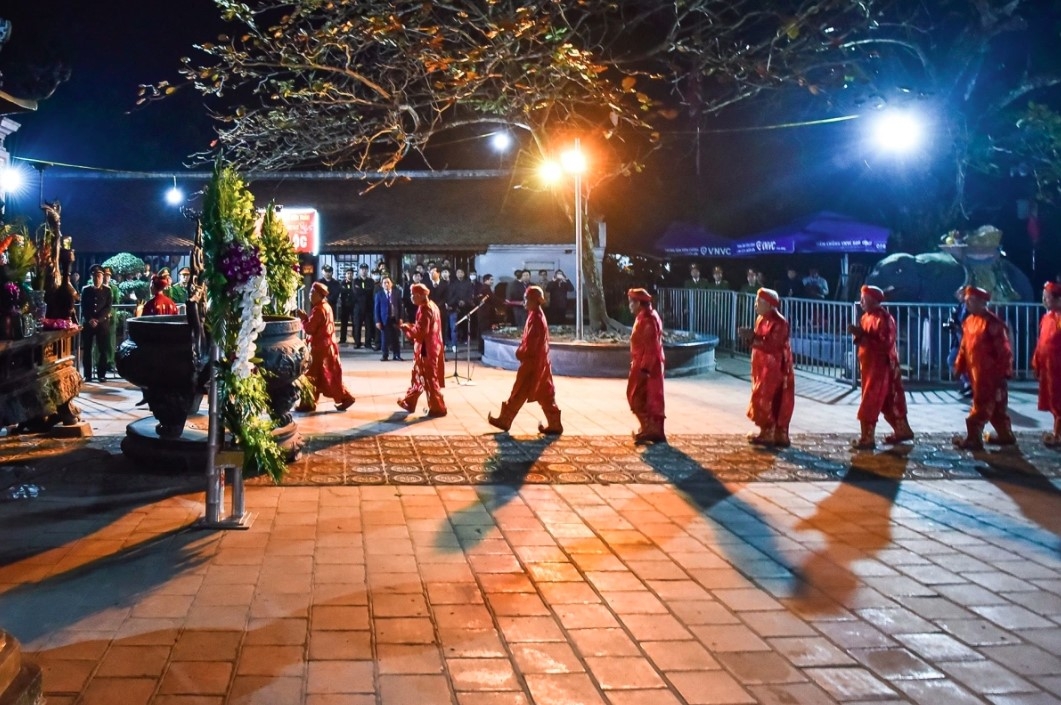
top-left (394, 356), bottom-right (404, 361)
top-left (380, 356), bottom-right (389, 362)
top-left (355, 345), bottom-right (363, 349)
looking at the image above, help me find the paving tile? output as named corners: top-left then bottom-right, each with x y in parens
top-left (523, 673), bottom-right (608, 705)
top-left (690, 623), bottom-right (772, 652)
top-left (456, 692), bottom-right (531, 705)
top-left (617, 613), bottom-right (692, 641)
top-left (496, 616), bottom-right (567, 643)
top-left (767, 637), bottom-right (856, 667)
top-left (447, 657), bottom-right (522, 691)
top-left (379, 674), bottom-right (454, 705)
top-left (568, 629), bottom-right (642, 657)
top-left (227, 676), bottom-right (305, 704)
top-left (172, 630), bottom-right (243, 661)
top-left (895, 632), bottom-right (984, 662)
top-left (745, 682), bottom-right (841, 705)
top-left (236, 644), bottom-right (306, 677)
top-left (604, 690), bottom-right (685, 705)
top-left (95, 645), bottom-right (171, 677)
top-left (970, 604), bottom-right (1056, 630)
top-left (308, 630), bottom-right (372, 660)
top-left (640, 640), bottom-right (720, 672)
top-left (157, 661), bottom-right (234, 695)
top-left (979, 644), bottom-right (1061, 677)
top-left (667, 670), bottom-right (756, 705)
top-left (893, 678), bottom-right (987, 705)
top-left (936, 618), bottom-right (1020, 646)
top-left (739, 610), bottom-right (816, 638)
top-left (376, 643), bottom-right (445, 674)
top-left (552, 603), bottom-right (621, 630)
top-left (374, 617), bottom-right (437, 644)
top-left (714, 651), bottom-right (806, 685)
top-left (510, 642), bottom-right (586, 674)
top-left (849, 647), bottom-right (943, 681)
top-left (305, 660), bottom-right (375, 694)
top-left (804, 667), bottom-right (898, 701)
top-left (79, 677), bottom-right (156, 705)
top-left (938, 660), bottom-right (1037, 694)
top-left (439, 629), bottom-right (508, 658)
top-left (583, 657), bottom-right (668, 690)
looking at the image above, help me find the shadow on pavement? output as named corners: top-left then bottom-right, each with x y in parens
top-left (638, 441), bottom-right (800, 585)
top-left (975, 447), bottom-right (1061, 537)
top-left (789, 445), bottom-right (909, 615)
top-left (436, 434), bottom-right (559, 552)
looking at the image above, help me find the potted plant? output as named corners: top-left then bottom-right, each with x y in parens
top-left (255, 202), bottom-right (309, 429)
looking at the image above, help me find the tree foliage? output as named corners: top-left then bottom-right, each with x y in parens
top-left (149, 0), bottom-right (1061, 313)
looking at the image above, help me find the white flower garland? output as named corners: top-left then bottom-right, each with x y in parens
top-left (231, 271), bottom-right (271, 380)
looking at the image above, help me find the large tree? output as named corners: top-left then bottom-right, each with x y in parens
top-left (150, 0), bottom-right (1059, 324)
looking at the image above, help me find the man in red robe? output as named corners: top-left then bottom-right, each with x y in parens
top-left (1032, 281), bottom-right (1061, 446)
top-left (627, 288), bottom-right (666, 444)
top-left (488, 286), bottom-right (562, 434)
top-left (141, 275), bottom-right (179, 316)
top-left (399, 282), bottom-right (447, 417)
top-left (738, 288), bottom-right (795, 447)
top-left (847, 285), bottom-right (914, 449)
top-left (297, 282), bottom-right (355, 411)
top-left (953, 285), bottom-right (1014, 450)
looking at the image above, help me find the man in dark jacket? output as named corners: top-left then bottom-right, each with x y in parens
top-left (337, 269), bottom-right (355, 344)
top-left (80, 264), bottom-right (113, 382)
top-left (317, 264), bottom-right (341, 315)
top-left (446, 267), bottom-right (474, 352)
top-left (352, 263), bottom-right (375, 349)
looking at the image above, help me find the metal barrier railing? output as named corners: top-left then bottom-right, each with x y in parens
top-left (658, 288), bottom-right (1043, 386)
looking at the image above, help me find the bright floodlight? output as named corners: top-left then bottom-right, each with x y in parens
top-left (560, 146), bottom-right (587, 174)
top-left (872, 111), bottom-right (922, 153)
top-left (539, 160), bottom-right (563, 184)
top-left (0, 165), bottom-right (24, 195)
top-left (490, 132), bottom-right (512, 153)
top-left (165, 185), bottom-right (184, 206)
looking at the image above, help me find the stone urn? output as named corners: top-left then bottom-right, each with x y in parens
top-left (256, 316), bottom-right (309, 426)
top-left (116, 315), bottom-right (201, 439)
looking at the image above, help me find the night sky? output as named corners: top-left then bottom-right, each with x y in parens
top-left (1, 0), bottom-right (223, 170)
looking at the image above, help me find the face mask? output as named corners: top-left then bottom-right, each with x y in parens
top-left (470, 275), bottom-right (477, 281)
top-left (372, 274), bottom-right (380, 282)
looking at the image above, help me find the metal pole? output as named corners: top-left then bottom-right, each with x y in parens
top-left (574, 138), bottom-right (584, 340)
top-left (204, 342), bottom-right (222, 524)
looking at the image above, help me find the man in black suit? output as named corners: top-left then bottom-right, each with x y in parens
top-left (80, 264), bottom-right (113, 382)
top-left (351, 263), bottom-right (375, 349)
top-left (316, 264), bottom-right (341, 316)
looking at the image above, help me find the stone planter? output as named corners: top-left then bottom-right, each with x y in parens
top-left (116, 315), bottom-right (200, 439)
top-left (256, 316), bottom-right (309, 426)
top-left (482, 331), bottom-right (718, 378)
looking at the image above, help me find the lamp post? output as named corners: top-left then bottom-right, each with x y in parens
top-left (545, 140), bottom-right (588, 340)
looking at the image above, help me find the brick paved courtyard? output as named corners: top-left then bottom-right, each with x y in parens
top-left (2, 352), bottom-right (1059, 704)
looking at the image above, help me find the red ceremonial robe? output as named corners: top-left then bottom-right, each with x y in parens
top-left (627, 307), bottom-right (666, 424)
top-left (954, 310), bottom-right (1012, 426)
top-left (142, 293), bottom-right (179, 316)
top-left (748, 309), bottom-right (795, 432)
top-left (854, 307), bottom-right (908, 424)
top-left (1032, 310), bottom-right (1061, 416)
top-left (401, 300), bottom-right (447, 414)
top-left (299, 300), bottom-right (354, 404)
top-left (505, 306), bottom-right (559, 414)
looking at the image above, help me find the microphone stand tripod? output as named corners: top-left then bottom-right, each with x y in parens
top-left (449, 295), bottom-right (489, 385)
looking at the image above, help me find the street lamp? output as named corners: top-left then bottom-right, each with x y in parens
top-left (541, 138), bottom-right (587, 339)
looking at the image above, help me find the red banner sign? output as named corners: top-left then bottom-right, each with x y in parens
top-left (279, 208), bottom-right (320, 254)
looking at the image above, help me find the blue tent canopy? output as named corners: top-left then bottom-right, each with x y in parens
top-left (733, 211), bottom-right (890, 256)
top-left (655, 222), bottom-right (736, 257)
